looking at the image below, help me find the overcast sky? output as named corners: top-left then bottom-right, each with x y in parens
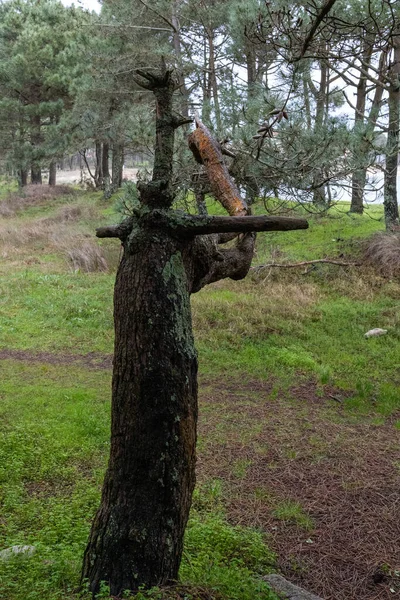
top-left (63, 0), bottom-right (101, 13)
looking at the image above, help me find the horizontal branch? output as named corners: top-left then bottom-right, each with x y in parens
top-left (95, 213), bottom-right (309, 241)
top-left (251, 258), bottom-right (359, 271)
top-left (169, 214), bottom-right (308, 237)
top-left (96, 217), bottom-right (134, 240)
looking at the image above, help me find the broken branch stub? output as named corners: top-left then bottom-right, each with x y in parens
top-left (188, 117), bottom-right (247, 217)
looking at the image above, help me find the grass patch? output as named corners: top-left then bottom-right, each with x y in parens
top-left (0, 362), bottom-right (278, 600)
top-left (272, 500), bottom-right (314, 531)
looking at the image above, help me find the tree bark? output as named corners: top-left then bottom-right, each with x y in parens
top-left (384, 32), bottom-right (400, 229)
top-left (30, 113), bottom-right (42, 184)
top-left (31, 166), bottom-right (42, 184)
top-left (111, 143), bottom-right (124, 191)
top-left (18, 169), bottom-right (28, 187)
top-left (313, 53), bottom-right (328, 206)
top-left (49, 161), bottom-right (57, 186)
top-left (82, 229), bottom-right (197, 597)
top-left (350, 34), bottom-right (376, 214)
top-left (95, 141), bottom-right (103, 188)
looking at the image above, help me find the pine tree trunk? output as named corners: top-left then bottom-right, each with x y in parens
top-left (312, 54), bottom-right (328, 206)
top-left (30, 113), bottom-right (42, 184)
top-left (95, 141), bottom-right (103, 188)
top-left (81, 69), bottom-right (309, 599)
top-left (19, 169), bottom-right (28, 187)
top-left (49, 161), bottom-right (57, 186)
top-left (82, 232), bottom-right (198, 597)
top-left (111, 143), bottom-right (124, 191)
top-left (384, 33), bottom-right (400, 229)
top-left (31, 166), bottom-right (42, 184)
top-left (103, 142), bottom-right (111, 196)
top-left (350, 169), bottom-right (367, 214)
top-left (102, 142), bottom-right (110, 179)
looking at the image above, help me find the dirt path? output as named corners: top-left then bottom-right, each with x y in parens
top-left (0, 348), bottom-right (113, 369)
top-left (2, 349), bottom-right (399, 599)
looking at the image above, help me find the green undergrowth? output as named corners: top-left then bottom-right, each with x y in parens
top-left (0, 362), bottom-right (278, 600)
top-left (0, 271), bottom-right (114, 353)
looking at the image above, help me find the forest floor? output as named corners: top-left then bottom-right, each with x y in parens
top-left (0, 184), bottom-right (399, 600)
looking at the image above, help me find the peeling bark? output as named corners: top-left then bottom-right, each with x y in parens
top-left (188, 118), bottom-right (248, 217)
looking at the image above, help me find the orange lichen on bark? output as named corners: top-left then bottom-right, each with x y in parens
top-left (188, 119), bottom-right (248, 217)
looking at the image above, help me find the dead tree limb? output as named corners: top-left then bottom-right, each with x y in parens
top-left (188, 116), bottom-right (248, 216)
top-left (251, 258), bottom-right (359, 270)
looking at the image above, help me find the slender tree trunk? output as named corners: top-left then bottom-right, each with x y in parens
top-left (384, 33), bottom-right (400, 229)
top-left (245, 42), bottom-right (257, 99)
top-left (313, 52), bottom-right (328, 205)
top-left (103, 142), bottom-right (111, 197)
top-left (171, 0), bottom-right (189, 118)
top-left (350, 35), bottom-right (375, 213)
top-left (95, 141), bottom-right (103, 188)
top-left (102, 143), bottom-right (110, 179)
top-left (111, 143), bottom-right (124, 191)
top-left (207, 28), bottom-right (222, 134)
top-left (49, 161), bottom-right (57, 186)
top-left (30, 113), bottom-right (42, 184)
top-left (303, 74), bottom-right (312, 130)
top-left (18, 169), bottom-right (28, 187)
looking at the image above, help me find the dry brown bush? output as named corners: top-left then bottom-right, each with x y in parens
top-left (363, 232), bottom-right (400, 278)
top-left (66, 242), bottom-right (108, 272)
top-left (0, 184), bottom-right (74, 217)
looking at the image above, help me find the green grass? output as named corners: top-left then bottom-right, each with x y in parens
top-left (0, 271), bottom-right (114, 353)
top-left (0, 361), bottom-right (277, 600)
top-left (271, 500), bottom-right (314, 531)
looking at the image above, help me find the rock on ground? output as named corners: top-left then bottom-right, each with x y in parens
top-left (264, 574), bottom-right (323, 600)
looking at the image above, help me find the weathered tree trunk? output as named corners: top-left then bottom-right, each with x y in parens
top-left (82, 69), bottom-right (308, 598)
top-left (102, 142), bottom-right (110, 179)
top-left (82, 230), bottom-right (198, 596)
top-left (384, 33), bottom-right (400, 230)
top-left (49, 161), bottom-right (57, 186)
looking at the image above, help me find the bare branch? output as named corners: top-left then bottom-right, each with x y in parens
top-left (252, 259), bottom-right (359, 270)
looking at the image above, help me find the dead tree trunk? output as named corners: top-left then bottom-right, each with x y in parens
top-left (82, 69), bottom-right (308, 598)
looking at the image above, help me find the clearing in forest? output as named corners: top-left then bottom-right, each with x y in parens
top-left (0, 186), bottom-right (399, 600)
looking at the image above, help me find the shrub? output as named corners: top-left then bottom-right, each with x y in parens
top-left (66, 243), bottom-right (108, 272)
top-left (363, 232), bottom-right (400, 278)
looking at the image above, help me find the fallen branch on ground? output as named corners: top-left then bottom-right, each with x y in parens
top-left (251, 258), bottom-right (360, 271)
